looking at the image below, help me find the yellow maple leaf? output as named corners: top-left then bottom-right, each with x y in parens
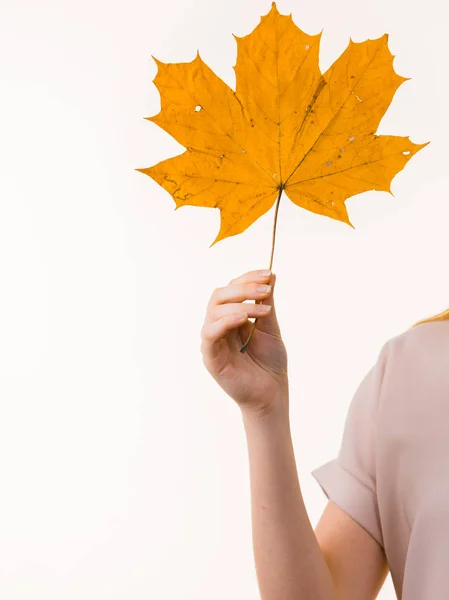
top-left (137, 2), bottom-right (429, 249)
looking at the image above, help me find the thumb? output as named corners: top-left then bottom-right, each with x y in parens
top-left (255, 272), bottom-right (281, 336)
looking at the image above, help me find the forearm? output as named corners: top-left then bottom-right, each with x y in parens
top-left (241, 399), bottom-right (338, 600)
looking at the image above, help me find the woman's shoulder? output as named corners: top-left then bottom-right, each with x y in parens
top-left (385, 319), bottom-right (449, 376)
top-left (390, 318), bottom-right (449, 351)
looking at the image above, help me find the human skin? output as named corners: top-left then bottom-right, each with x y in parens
top-left (200, 269), bottom-right (339, 600)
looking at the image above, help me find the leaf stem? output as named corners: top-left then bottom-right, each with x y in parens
top-left (240, 185), bottom-right (284, 353)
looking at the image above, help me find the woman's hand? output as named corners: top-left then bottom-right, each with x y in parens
top-left (200, 269), bottom-right (288, 417)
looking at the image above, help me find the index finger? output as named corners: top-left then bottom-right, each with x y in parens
top-left (228, 269), bottom-right (272, 286)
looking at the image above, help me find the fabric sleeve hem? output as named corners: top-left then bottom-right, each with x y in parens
top-left (311, 458), bottom-right (384, 549)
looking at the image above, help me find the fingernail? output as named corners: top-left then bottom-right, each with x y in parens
top-left (258, 269), bottom-right (272, 278)
top-left (257, 304), bottom-right (271, 312)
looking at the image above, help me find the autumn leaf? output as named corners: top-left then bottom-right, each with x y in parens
top-left (137, 1), bottom-right (429, 352)
top-left (137, 2), bottom-right (429, 248)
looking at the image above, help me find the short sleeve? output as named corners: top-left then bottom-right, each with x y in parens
top-left (311, 341), bottom-right (391, 548)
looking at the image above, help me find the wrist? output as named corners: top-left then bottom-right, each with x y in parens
top-left (240, 393), bottom-right (290, 426)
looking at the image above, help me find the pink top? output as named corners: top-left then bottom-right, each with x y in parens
top-left (311, 320), bottom-right (449, 599)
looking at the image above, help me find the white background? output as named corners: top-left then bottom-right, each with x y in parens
top-left (0, 0), bottom-right (446, 598)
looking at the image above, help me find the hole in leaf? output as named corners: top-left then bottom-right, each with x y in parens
top-left (351, 91), bottom-right (363, 102)
top-left (340, 147), bottom-right (345, 152)
top-left (305, 44), bottom-right (310, 50)
top-left (326, 161), bottom-right (332, 166)
top-left (403, 151), bottom-right (411, 155)
top-left (195, 105), bottom-right (202, 112)
top-left (241, 149), bottom-right (246, 153)
top-left (349, 136), bottom-right (355, 141)
top-left (220, 154), bottom-right (224, 158)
